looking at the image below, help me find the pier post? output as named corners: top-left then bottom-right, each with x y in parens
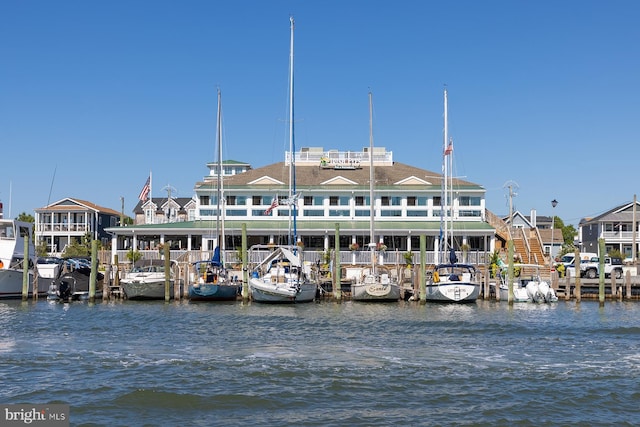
top-left (611, 273), bottom-right (617, 300)
top-left (564, 275), bottom-right (570, 301)
top-left (103, 263), bottom-right (111, 301)
top-left (89, 240), bottom-right (98, 302)
top-left (334, 223), bottom-right (341, 300)
top-left (114, 254), bottom-right (120, 299)
top-left (419, 234), bottom-right (426, 303)
top-left (598, 239), bottom-right (605, 306)
top-left (574, 248), bottom-right (581, 303)
top-left (241, 223), bottom-right (249, 301)
top-left (507, 240), bottom-right (514, 304)
top-left (625, 270), bottom-right (631, 301)
top-left (33, 266), bottom-right (39, 301)
top-left (164, 243), bottom-right (171, 302)
top-left (21, 236), bottom-right (29, 301)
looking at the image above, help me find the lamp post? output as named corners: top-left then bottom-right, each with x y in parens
top-left (550, 199), bottom-right (558, 278)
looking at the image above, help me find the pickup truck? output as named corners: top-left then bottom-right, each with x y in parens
top-left (568, 256), bottom-right (623, 279)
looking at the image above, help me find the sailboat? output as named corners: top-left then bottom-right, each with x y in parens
top-left (425, 88), bottom-right (481, 303)
top-left (188, 88), bottom-right (240, 301)
top-left (248, 17), bottom-right (317, 303)
top-left (350, 92), bottom-right (401, 302)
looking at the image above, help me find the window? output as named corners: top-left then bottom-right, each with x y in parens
top-left (329, 196), bottom-right (349, 206)
top-left (200, 196), bottom-right (210, 206)
top-left (407, 196), bottom-right (416, 206)
top-left (304, 196), bottom-right (313, 206)
top-left (381, 196), bottom-right (389, 206)
top-left (433, 196), bottom-right (441, 206)
top-left (355, 196), bottom-right (365, 206)
top-left (226, 196), bottom-right (236, 206)
top-left (459, 196), bottom-right (481, 206)
top-left (252, 196), bottom-right (262, 205)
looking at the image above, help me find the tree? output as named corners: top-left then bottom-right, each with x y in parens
top-left (15, 212), bottom-right (34, 223)
top-left (553, 216), bottom-right (577, 246)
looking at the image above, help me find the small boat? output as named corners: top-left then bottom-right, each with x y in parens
top-left (186, 89), bottom-right (241, 302)
top-left (425, 89), bottom-right (481, 303)
top-left (426, 256), bottom-right (481, 303)
top-left (249, 245), bottom-right (317, 303)
top-left (0, 219), bottom-right (47, 298)
top-left (189, 248), bottom-right (240, 301)
top-left (121, 259), bottom-right (177, 300)
top-left (49, 258), bottom-right (104, 301)
top-left (248, 18), bottom-right (317, 304)
top-left (493, 263), bottom-right (557, 303)
top-left (350, 92), bottom-right (400, 302)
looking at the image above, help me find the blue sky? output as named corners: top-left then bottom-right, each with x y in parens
top-left (1, 1), bottom-right (638, 227)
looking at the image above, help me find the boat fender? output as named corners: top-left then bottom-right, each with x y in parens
top-left (433, 271), bottom-right (440, 283)
top-left (0, 260), bottom-right (3, 269)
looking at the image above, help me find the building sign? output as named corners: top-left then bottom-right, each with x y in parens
top-left (320, 157), bottom-right (362, 170)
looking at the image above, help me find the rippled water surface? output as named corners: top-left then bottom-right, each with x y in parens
top-left (2, 299), bottom-right (640, 426)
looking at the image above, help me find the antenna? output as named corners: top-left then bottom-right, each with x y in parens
top-left (503, 180), bottom-right (519, 227)
top-left (162, 184), bottom-right (177, 200)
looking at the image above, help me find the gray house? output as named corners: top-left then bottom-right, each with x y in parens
top-left (579, 200), bottom-right (640, 260)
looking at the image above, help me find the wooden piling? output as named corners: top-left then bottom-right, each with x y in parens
top-left (419, 234), bottom-right (426, 303)
top-left (103, 263), bottom-right (111, 301)
top-left (21, 236), bottom-right (29, 301)
top-left (241, 223), bottom-right (249, 301)
top-left (89, 240), bottom-right (98, 302)
top-left (598, 239), bottom-right (605, 306)
top-left (564, 275), bottom-right (571, 301)
top-left (164, 243), bottom-right (171, 302)
top-left (334, 223), bottom-right (341, 301)
top-left (507, 240), bottom-right (514, 304)
top-left (625, 270), bottom-right (631, 301)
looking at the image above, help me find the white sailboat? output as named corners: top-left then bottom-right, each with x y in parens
top-left (350, 92), bottom-right (400, 302)
top-left (188, 88), bottom-right (240, 301)
top-left (249, 16), bottom-right (317, 303)
top-left (425, 88), bottom-right (481, 303)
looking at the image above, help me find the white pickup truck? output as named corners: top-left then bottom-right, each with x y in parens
top-left (568, 256), bottom-right (623, 279)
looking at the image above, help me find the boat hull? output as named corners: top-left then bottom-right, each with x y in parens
top-left (249, 278), bottom-right (317, 303)
top-left (188, 283), bottom-right (240, 301)
top-left (0, 270), bottom-right (45, 299)
top-left (122, 279), bottom-right (175, 300)
top-left (351, 282), bottom-right (400, 302)
top-left (497, 285), bottom-right (532, 302)
top-left (425, 282), bottom-right (480, 303)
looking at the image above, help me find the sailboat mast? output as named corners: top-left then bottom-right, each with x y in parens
top-left (442, 88), bottom-right (449, 254)
top-left (368, 91), bottom-right (375, 246)
top-left (216, 88), bottom-right (223, 254)
top-left (288, 16), bottom-right (296, 247)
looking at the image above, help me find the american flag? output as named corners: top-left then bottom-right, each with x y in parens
top-left (444, 141), bottom-right (453, 156)
top-left (264, 197), bottom-right (279, 215)
top-left (138, 176), bottom-right (151, 201)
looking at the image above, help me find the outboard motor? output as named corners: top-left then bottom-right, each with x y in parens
top-left (58, 280), bottom-right (71, 301)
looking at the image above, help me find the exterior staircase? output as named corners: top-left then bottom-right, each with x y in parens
top-left (485, 209), bottom-right (548, 267)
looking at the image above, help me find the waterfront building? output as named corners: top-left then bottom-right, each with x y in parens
top-left (35, 198), bottom-right (121, 255)
top-left (579, 200), bottom-right (640, 260)
top-left (106, 147), bottom-right (497, 265)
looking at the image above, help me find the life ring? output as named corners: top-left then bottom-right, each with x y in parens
top-left (433, 271), bottom-right (440, 283)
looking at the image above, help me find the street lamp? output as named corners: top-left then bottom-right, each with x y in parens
top-left (550, 199), bottom-right (558, 278)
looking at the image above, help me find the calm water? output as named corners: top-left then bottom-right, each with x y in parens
top-left (1, 298), bottom-right (640, 426)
